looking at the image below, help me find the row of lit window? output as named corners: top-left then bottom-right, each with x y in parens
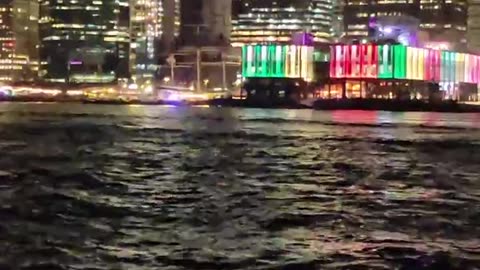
top-left (232, 30), bottom-right (330, 37)
top-left (420, 24), bottom-right (467, 30)
top-left (356, 12), bottom-right (404, 17)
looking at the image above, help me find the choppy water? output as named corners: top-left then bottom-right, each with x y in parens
top-left (0, 103), bottom-right (479, 270)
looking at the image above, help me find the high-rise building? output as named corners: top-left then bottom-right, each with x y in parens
top-left (204, 0), bottom-right (232, 44)
top-left (231, 0), bottom-right (333, 46)
top-left (130, 0), bottom-right (180, 82)
top-left (468, 0), bottom-right (480, 52)
top-left (162, 0), bottom-right (181, 50)
top-left (332, 0), bottom-right (345, 41)
top-left (179, 0), bottom-right (232, 46)
top-left (0, 0), bottom-right (39, 82)
top-left (343, 0), bottom-right (467, 49)
top-left (38, 0), bottom-right (130, 83)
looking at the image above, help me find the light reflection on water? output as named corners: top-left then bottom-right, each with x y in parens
top-left (0, 103), bottom-right (478, 269)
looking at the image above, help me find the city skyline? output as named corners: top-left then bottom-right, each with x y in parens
top-left (0, 0), bottom-right (479, 84)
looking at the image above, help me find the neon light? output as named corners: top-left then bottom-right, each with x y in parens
top-left (406, 47), bottom-right (417, 80)
top-left (267, 45), bottom-right (273, 76)
top-left (306, 47), bottom-right (314, 81)
top-left (378, 45), bottom-right (393, 78)
top-left (424, 49), bottom-right (431, 81)
top-left (261, 46), bottom-right (268, 76)
top-left (329, 46), bottom-right (335, 78)
top-left (291, 45), bottom-right (299, 78)
top-left (406, 47), bottom-right (412, 80)
top-left (472, 55), bottom-right (479, 83)
top-left (450, 52), bottom-right (456, 83)
top-left (434, 49), bottom-right (441, 81)
top-left (418, 48), bottom-right (425, 80)
top-left (473, 56), bottom-right (479, 84)
top-left (244, 44), bottom-right (480, 86)
top-left (426, 48), bottom-right (441, 82)
top-left (393, 45), bottom-right (406, 79)
top-left (372, 44), bottom-right (378, 78)
top-left (241, 45), bottom-right (313, 80)
top-left (337, 45), bottom-right (344, 77)
top-left (360, 45), bottom-right (366, 77)
top-left (465, 54), bottom-right (471, 83)
top-left (441, 51), bottom-right (448, 82)
top-left (276, 45), bottom-right (282, 77)
top-left (255, 45), bottom-right (261, 76)
top-left (362, 45), bottom-right (371, 77)
top-left (301, 46), bottom-right (308, 80)
top-left (247, 46), bottom-right (254, 77)
top-left (456, 53), bottom-right (465, 84)
top-left (347, 45), bottom-right (353, 77)
top-left (242, 46), bottom-right (246, 76)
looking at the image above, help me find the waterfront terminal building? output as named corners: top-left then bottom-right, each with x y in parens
top-left (241, 43), bottom-right (480, 103)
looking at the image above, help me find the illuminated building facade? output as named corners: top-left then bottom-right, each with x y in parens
top-left (329, 44), bottom-right (480, 99)
top-left (38, 0), bottom-right (130, 83)
top-left (231, 0), bottom-right (333, 46)
top-left (344, 0), bottom-right (467, 48)
top-left (329, 44), bottom-right (480, 83)
top-left (240, 44), bottom-right (316, 103)
top-left (240, 43), bottom-right (480, 101)
top-left (0, 0), bottom-right (39, 82)
top-left (130, 0), bottom-right (180, 82)
top-left (242, 45), bottom-right (314, 81)
top-left (468, 0), bottom-right (480, 52)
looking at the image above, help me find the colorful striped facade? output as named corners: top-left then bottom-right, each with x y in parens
top-left (329, 44), bottom-right (480, 85)
top-left (242, 45), bottom-right (314, 82)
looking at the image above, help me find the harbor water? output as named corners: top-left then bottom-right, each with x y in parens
top-left (0, 103), bottom-right (479, 269)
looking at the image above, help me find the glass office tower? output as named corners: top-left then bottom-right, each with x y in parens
top-left (0, 0), bottom-right (39, 82)
top-left (38, 0), bottom-right (130, 83)
top-left (231, 0), bottom-right (333, 46)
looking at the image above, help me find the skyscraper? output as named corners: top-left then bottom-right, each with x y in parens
top-left (332, 0), bottom-right (345, 41)
top-left (468, 0), bottom-right (480, 52)
top-left (38, 0), bottom-right (130, 83)
top-left (161, 0), bottom-right (181, 50)
top-left (179, 0), bottom-right (232, 46)
top-left (231, 0), bottom-right (333, 46)
top-left (343, 0), bottom-right (467, 48)
top-left (130, 0), bottom-right (180, 82)
top-left (0, 0), bottom-right (39, 82)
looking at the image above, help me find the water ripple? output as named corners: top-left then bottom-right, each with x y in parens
top-left (0, 104), bottom-right (478, 269)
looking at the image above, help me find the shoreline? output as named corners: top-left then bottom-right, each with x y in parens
top-left (1, 97), bottom-right (480, 113)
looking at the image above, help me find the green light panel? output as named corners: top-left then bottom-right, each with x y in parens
top-left (314, 51), bottom-right (329, 62)
top-left (378, 45), bottom-right (393, 78)
top-left (241, 45), bottom-right (288, 78)
top-left (242, 46), bottom-right (247, 77)
top-left (393, 45), bottom-right (406, 79)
